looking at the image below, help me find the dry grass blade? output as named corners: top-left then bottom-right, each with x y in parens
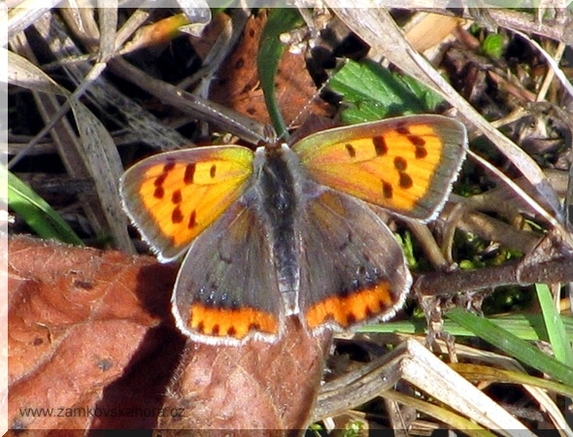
top-left (451, 363), bottom-right (573, 433)
top-left (512, 30), bottom-right (573, 99)
top-left (468, 150), bottom-right (571, 245)
top-left (5, 0), bottom-right (63, 46)
top-left (179, 9), bottom-right (250, 100)
top-left (429, 339), bottom-right (572, 434)
top-left (42, 9), bottom-right (188, 150)
top-left (113, 9), bottom-right (151, 52)
top-left (314, 339), bottom-right (534, 435)
top-left (97, 2), bottom-right (118, 62)
top-left (443, 200), bottom-right (541, 254)
top-left (8, 34), bottom-right (133, 253)
top-left (313, 346), bottom-right (402, 421)
top-left (5, 48), bottom-right (64, 95)
top-left (108, 57), bottom-right (271, 144)
top-left (382, 390), bottom-right (495, 436)
top-left (467, 8), bottom-right (573, 47)
top-left (67, 99), bottom-right (133, 251)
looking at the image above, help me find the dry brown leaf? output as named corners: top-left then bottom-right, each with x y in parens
top-left (209, 12), bottom-right (330, 127)
top-left (159, 317), bottom-right (329, 431)
top-left (8, 236), bottom-right (183, 430)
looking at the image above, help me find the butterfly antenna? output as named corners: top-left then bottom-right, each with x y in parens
top-left (275, 58), bottom-right (346, 144)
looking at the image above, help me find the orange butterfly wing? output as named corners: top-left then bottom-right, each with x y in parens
top-left (293, 115), bottom-right (467, 220)
top-left (120, 146), bottom-right (254, 261)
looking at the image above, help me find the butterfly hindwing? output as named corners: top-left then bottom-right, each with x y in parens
top-left (293, 115), bottom-right (467, 221)
top-left (120, 146), bottom-right (254, 261)
top-left (298, 188), bottom-right (411, 333)
top-left (172, 199), bottom-right (283, 345)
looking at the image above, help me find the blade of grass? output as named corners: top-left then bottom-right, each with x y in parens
top-left (446, 307), bottom-right (573, 387)
top-left (536, 283), bottom-right (573, 365)
top-left (360, 313), bottom-right (573, 342)
top-left (7, 169), bottom-right (83, 246)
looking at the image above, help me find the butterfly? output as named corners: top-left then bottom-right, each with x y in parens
top-left (120, 115), bottom-right (467, 345)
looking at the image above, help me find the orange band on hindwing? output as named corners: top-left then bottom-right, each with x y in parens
top-left (189, 304), bottom-right (279, 340)
top-left (305, 282), bottom-right (397, 330)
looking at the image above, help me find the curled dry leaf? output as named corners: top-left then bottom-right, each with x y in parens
top-left (159, 317), bottom-right (330, 431)
top-left (209, 11), bottom-right (331, 127)
top-left (8, 235), bottom-right (182, 430)
top-left (8, 236), bottom-right (329, 432)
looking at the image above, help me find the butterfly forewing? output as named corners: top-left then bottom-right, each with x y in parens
top-left (293, 115), bottom-right (467, 221)
top-left (120, 146), bottom-right (254, 261)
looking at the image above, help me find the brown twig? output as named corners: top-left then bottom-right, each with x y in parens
top-left (415, 255), bottom-right (573, 298)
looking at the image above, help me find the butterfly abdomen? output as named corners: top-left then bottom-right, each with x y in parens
top-left (256, 145), bottom-right (304, 313)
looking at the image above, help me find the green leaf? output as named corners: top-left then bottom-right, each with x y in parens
top-left (257, 9), bottom-right (303, 139)
top-left (399, 74), bottom-right (445, 112)
top-left (328, 59), bottom-right (443, 123)
top-left (445, 307), bottom-right (573, 387)
top-left (7, 168), bottom-right (83, 246)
